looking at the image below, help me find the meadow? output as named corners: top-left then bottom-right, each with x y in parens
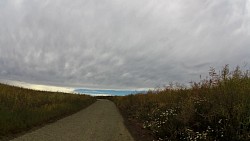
top-left (0, 84), bottom-right (95, 139)
top-left (112, 65), bottom-right (250, 141)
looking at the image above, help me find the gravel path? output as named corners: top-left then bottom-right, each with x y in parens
top-left (11, 99), bottom-right (134, 141)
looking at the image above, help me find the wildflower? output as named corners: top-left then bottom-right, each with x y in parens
top-left (218, 119), bottom-right (222, 124)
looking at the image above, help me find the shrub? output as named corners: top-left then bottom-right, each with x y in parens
top-left (112, 65), bottom-right (250, 140)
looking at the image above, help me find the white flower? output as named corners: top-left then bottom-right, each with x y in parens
top-left (218, 119), bottom-right (222, 124)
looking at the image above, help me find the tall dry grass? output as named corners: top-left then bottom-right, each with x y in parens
top-left (112, 65), bottom-right (250, 140)
top-left (0, 83), bottom-right (95, 138)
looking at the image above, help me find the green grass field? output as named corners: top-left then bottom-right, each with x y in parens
top-left (0, 84), bottom-right (95, 139)
top-left (112, 65), bottom-right (250, 140)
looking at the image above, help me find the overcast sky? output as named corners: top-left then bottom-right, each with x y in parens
top-left (0, 0), bottom-right (250, 89)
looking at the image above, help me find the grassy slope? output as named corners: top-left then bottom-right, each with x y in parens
top-left (0, 83), bottom-right (96, 139)
top-left (112, 66), bottom-right (250, 141)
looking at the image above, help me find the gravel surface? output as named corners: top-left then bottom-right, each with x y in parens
top-left (11, 99), bottom-right (134, 141)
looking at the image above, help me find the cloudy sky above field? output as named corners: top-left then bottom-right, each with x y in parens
top-left (0, 0), bottom-right (250, 89)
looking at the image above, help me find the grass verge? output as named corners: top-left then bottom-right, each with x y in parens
top-left (0, 83), bottom-right (96, 140)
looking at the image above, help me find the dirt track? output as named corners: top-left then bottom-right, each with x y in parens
top-left (11, 99), bottom-right (134, 141)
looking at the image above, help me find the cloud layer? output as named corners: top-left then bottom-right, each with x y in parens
top-left (0, 0), bottom-right (250, 89)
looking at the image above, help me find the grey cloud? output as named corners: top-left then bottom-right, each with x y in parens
top-left (0, 0), bottom-right (250, 89)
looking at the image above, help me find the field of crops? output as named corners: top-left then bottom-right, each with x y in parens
top-left (112, 65), bottom-right (250, 140)
top-left (0, 84), bottom-right (95, 139)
